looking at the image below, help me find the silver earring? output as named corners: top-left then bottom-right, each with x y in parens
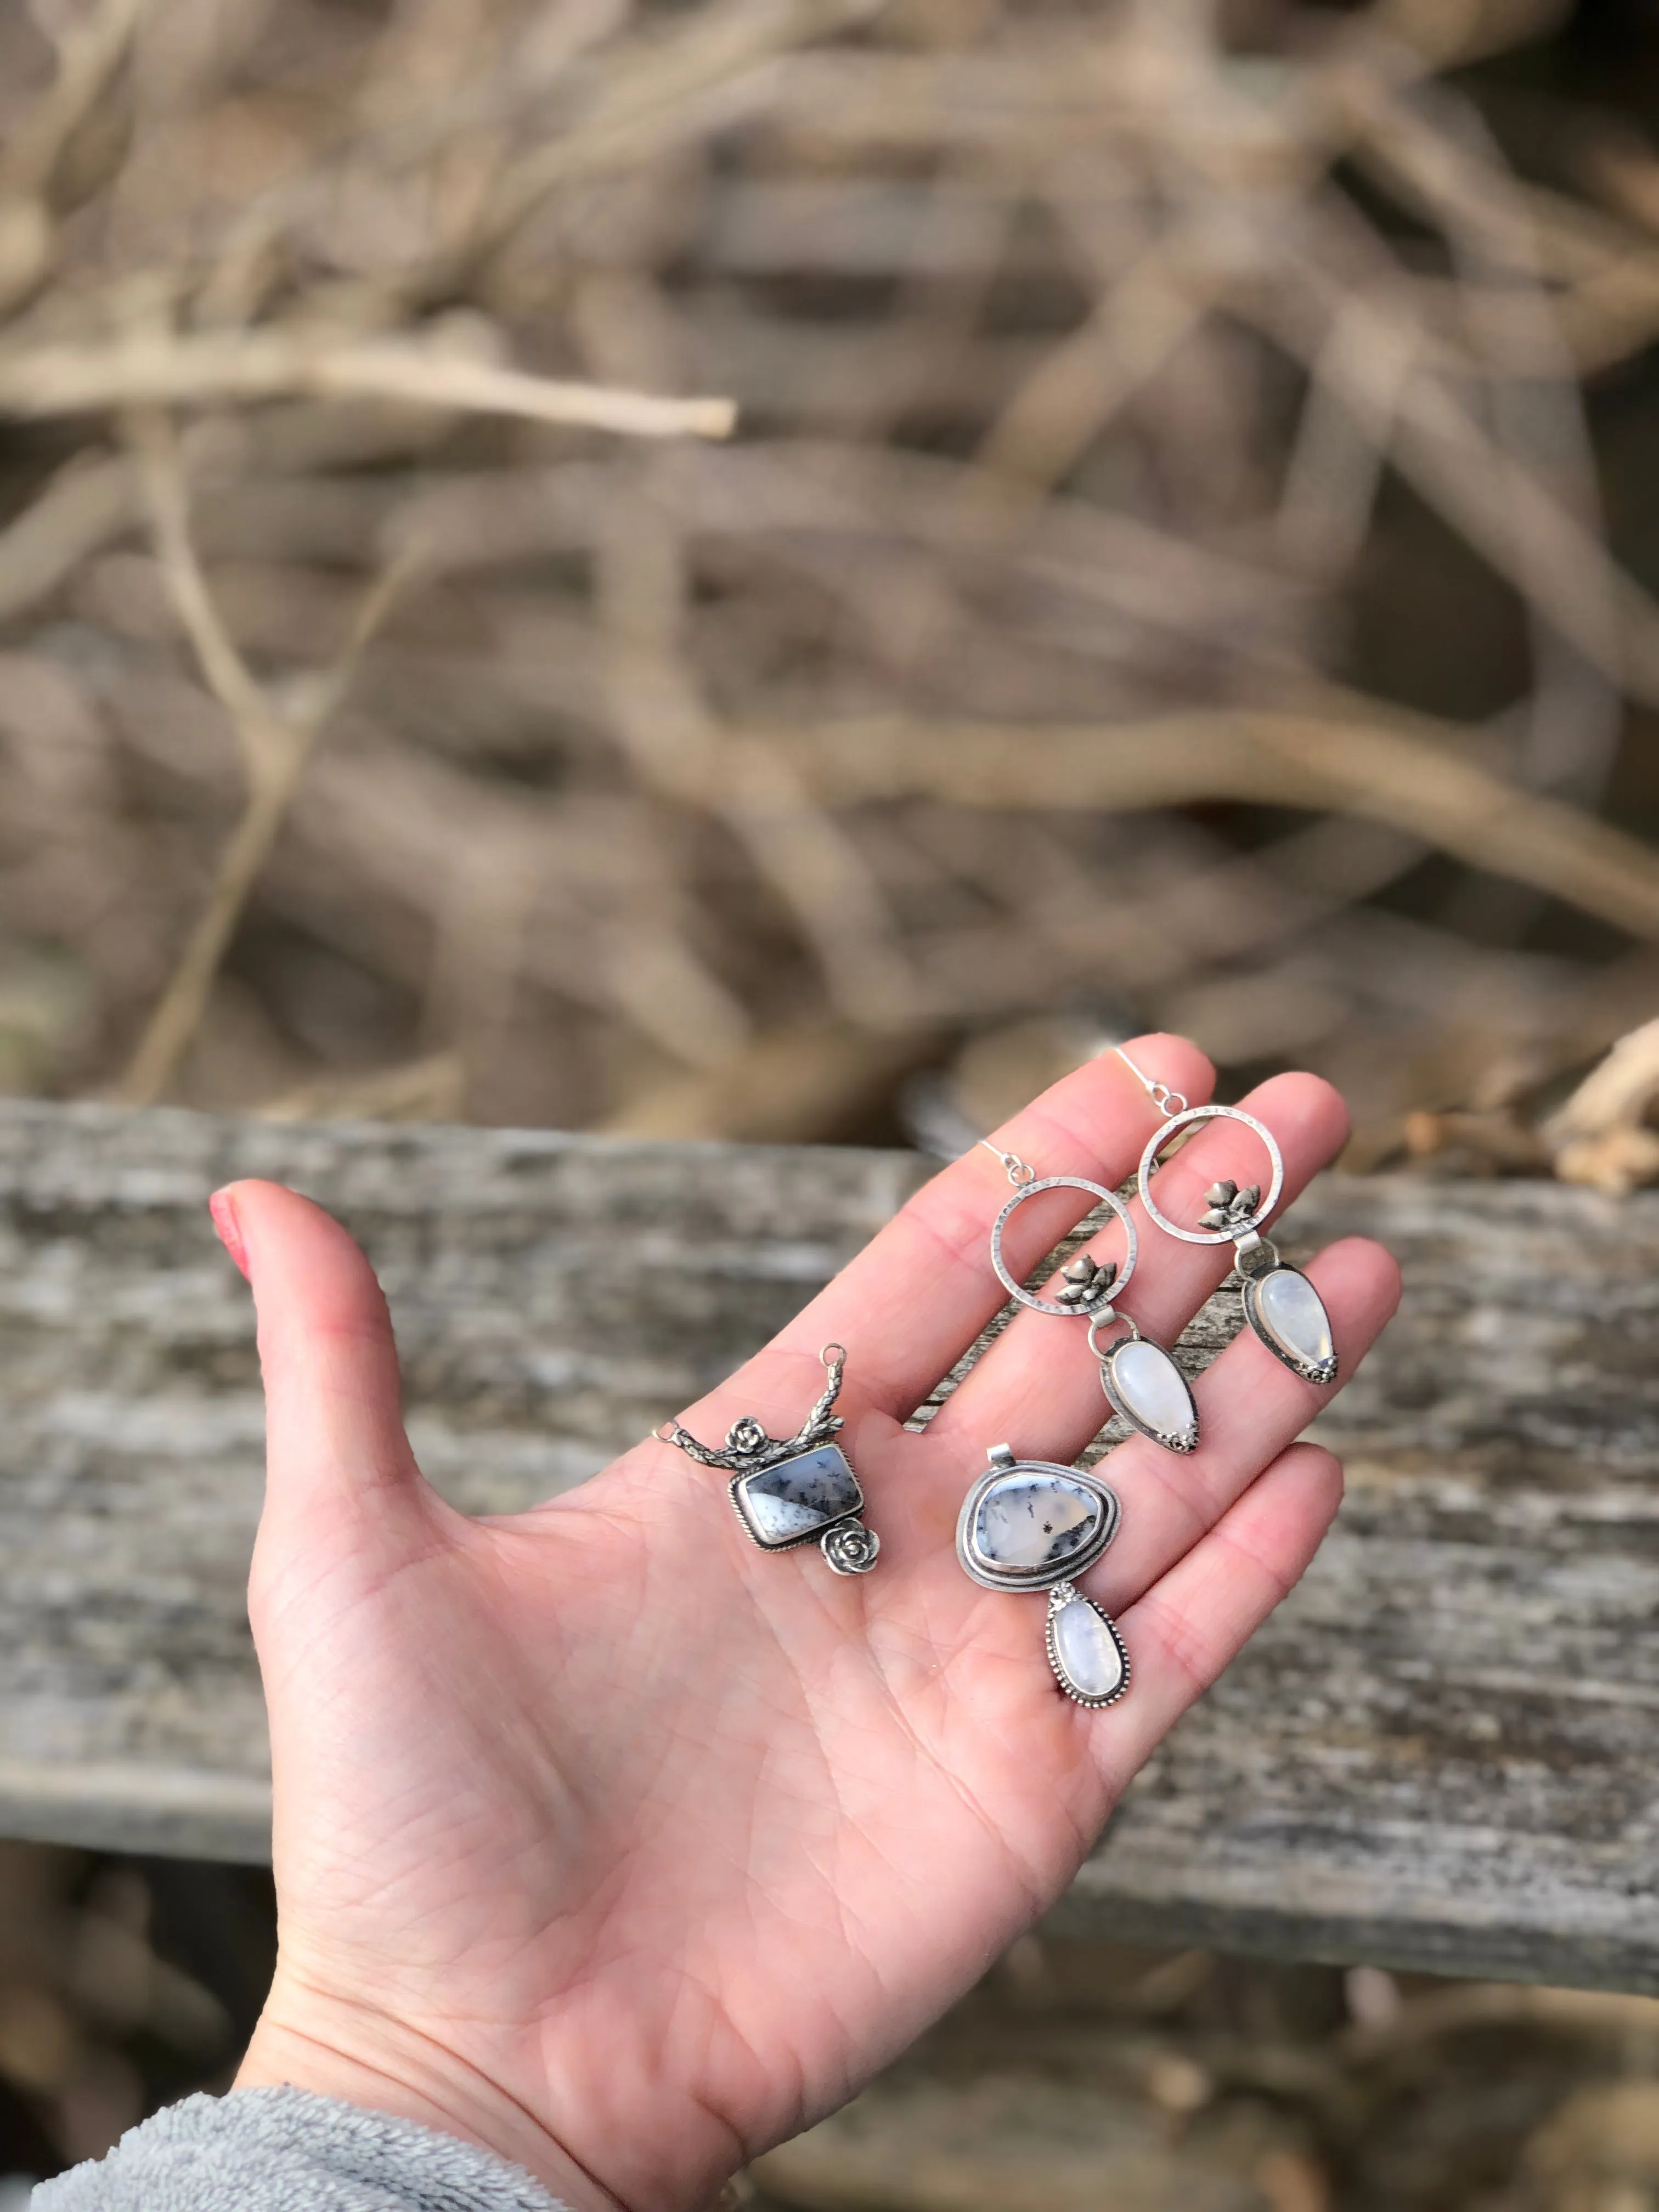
top-left (658, 1344), bottom-right (881, 1575)
top-left (979, 1141), bottom-right (1199, 1453)
top-left (957, 1444), bottom-right (1130, 1708)
top-left (1116, 1049), bottom-right (1337, 1386)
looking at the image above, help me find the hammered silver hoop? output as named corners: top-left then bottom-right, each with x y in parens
top-left (989, 1176), bottom-right (1138, 1317)
top-left (1136, 1105), bottom-right (1285, 1247)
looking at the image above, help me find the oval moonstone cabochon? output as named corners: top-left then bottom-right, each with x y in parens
top-left (1104, 1337), bottom-right (1198, 1453)
top-left (1046, 1589), bottom-right (1130, 1707)
top-left (1244, 1266), bottom-right (1337, 1385)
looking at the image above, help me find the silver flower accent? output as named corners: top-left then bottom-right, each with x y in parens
top-left (1198, 1178), bottom-right (1263, 1233)
top-left (821, 1521), bottom-right (881, 1576)
top-left (725, 1414), bottom-right (770, 1458)
top-left (1054, 1253), bottom-right (1118, 1309)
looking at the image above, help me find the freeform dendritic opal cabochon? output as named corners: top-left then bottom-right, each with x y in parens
top-left (974, 1471), bottom-right (1104, 1572)
top-left (956, 1453), bottom-right (1120, 1593)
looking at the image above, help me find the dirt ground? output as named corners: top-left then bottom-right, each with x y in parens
top-left (4, 1841), bottom-right (1659, 2211)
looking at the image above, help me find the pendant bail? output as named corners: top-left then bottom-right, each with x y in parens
top-left (1233, 1231), bottom-right (1279, 1278)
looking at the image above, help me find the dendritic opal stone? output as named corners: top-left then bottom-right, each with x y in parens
top-left (734, 1444), bottom-right (863, 1549)
top-left (1048, 1593), bottom-right (1128, 1707)
top-left (1106, 1339), bottom-right (1198, 1451)
top-left (973, 1472), bottom-right (1104, 1576)
top-left (1248, 1267), bottom-right (1337, 1385)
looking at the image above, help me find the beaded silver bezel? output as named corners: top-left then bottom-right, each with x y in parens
top-left (1045, 1581), bottom-right (1132, 1709)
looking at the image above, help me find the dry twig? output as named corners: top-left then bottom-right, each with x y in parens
top-left (0, 329), bottom-right (736, 441)
top-left (763, 705), bottom-right (1659, 944)
top-left (114, 409), bottom-right (415, 1106)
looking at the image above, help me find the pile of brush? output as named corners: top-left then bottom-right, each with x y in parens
top-left (1, 0), bottom-right (1657, 1165)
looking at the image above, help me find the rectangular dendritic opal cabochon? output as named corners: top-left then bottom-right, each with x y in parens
top-left (733, 1444), bottom-right (864, 1548)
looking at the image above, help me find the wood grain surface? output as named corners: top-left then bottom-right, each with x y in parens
top-left (1, 1103), bottom-right (1655, 1991)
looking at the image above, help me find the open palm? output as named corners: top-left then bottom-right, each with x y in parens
top-left (224, 1037), bottom-right (1400, 2212)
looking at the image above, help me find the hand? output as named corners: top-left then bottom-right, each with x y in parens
top-left (221, 1038), bottom-right (1400, 2212)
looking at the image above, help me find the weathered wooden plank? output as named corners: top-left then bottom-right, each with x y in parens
top-left (1, 1104), bottom-right (1656, 1990)
top-left (0, 1105), bottom-right (927, 1862)
top-left (1071, 1172), bottom-right (1659, 1992)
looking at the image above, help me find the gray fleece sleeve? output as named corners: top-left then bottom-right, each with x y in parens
top-left (30, 2087), bottom-right (569, 2212)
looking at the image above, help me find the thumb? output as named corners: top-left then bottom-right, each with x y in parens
top-left (212, 1178), bottom-right (432, 1543)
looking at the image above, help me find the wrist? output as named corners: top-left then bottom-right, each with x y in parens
top-left (236, 1976), bottom-right (627, 2212)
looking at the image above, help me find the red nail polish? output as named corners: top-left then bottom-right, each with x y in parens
top-left (209, 1189), bottom-right (250, 1280)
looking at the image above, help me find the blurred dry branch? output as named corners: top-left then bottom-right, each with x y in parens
top-left (0, 328), bottom-right (737, 441)
top-left (763, 705), bottom-right (1659, 940)
top-left (0, 0), bottom-right (1656, 1147)
top-left (1541, 1015), bottom-right (1659, 1192)
top-left (114, 405), bottom-right (418, 1104)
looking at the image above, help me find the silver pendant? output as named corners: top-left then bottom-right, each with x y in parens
top-left (956, 1446), bottom-right (1130, 1707)
top-left (659, 1344), bottom-right (881, 1575)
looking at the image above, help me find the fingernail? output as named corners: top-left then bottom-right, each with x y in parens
top-left (209, 1188), bottom-right (250, 1280)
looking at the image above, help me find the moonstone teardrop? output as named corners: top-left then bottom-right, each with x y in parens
top-left (1107, 1339), bottom-right (1198, 1452)
top-left (1251, 1267), bottom-right (1336, 1383)
top-left (1049, 1596), bottom-right (1128, 1706)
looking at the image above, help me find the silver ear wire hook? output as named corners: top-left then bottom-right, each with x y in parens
top-left (1113, 1045), bottom-right (1188, 1121)
top-left (978, 1137), bottom-right (1035, 1186)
